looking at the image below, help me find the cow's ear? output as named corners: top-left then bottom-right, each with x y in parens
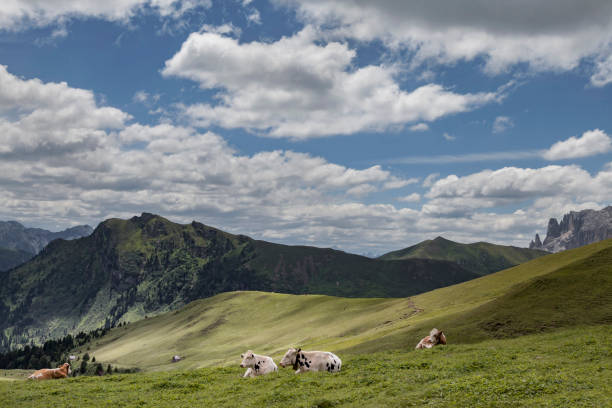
top-left (241, 354), bottom-right (244, 358)
top-left (296, 348), bottom-right (301, 353)
top-left (249, 353), bottom-right (254, 358)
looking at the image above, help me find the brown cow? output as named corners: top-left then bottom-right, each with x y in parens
top-left (27, 363), bottom-right (71, 380)
top-left (415, 328), bottom-right (447, 349)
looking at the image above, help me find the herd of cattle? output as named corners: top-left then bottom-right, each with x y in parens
top-left (26, 328), bottom-right (446, 380)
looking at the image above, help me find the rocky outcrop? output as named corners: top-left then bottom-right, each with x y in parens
top-left (0, 221), bottom-right (93, 254)
top-left (529, 206), bottom-right (612, 252)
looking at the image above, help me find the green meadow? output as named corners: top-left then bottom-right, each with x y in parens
top-left (1, 326), bottom-right (610, 407)
top-left (1, 239), bottom-right (611, 406)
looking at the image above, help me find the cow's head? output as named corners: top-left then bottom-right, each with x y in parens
top-left (60, 363), bottom-right (71, 375)
top-left (438, 331), bottom-right (447, 345)
top-left (279, 348), bottom-right (300, 369)
top-left (240, 350), bottom-right (255, 368)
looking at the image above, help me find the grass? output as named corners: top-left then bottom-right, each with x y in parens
top-left (64, 238), bottom-right (612, 371)
top-left (1, 325), bottom-right (610, 407)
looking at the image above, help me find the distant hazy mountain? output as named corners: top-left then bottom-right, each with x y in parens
top-left (0, 221), bottom-right (93, 254)
top-left (0, 221), bottom-right (93, 272)
top-left (0, 248), bottom-right (33, 274)
top-left (379, 236), bottom-right (547, 276)
top-left (529, 206), bottom-right (612, 253)
top-left (0, 213), bottom-right (477, 352)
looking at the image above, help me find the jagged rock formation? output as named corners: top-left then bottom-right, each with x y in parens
top-left (0, 221), bottom-right (93, 254)
top-left (529, 206), bottom-right (612, 253)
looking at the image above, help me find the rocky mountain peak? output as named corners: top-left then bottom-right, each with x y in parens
top-left (0, 221), bottom-right (93, 254)
top-left (529, 206), bottom-right (612, 252)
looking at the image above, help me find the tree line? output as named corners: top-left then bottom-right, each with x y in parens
top-left (0, 323), bottom-right (137, 375)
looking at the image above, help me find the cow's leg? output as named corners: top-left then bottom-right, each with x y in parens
top-left (243, 368), bottom-right (254, 378)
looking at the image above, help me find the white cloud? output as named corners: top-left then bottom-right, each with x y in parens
top-left (398, 193), bottom-right (420, 203)
top-left (163, 27), bottom-right (501, 139)
top-left (0, 0), bottom-right (212, 31)
top-left (0, 65), bottom-right (129, 158)
top-left (422, 173), bottom-right (440, 187)
top-left (425, 164), bottom-right (612, 208)
top-left (1, 69), bottom-right (609, 254)
top-left (277, 0), bottom-right (612, 78)
top-left (247, 9), bottom-right (261, 25)
top-left (383, 177), bottom-right (418, 190)
top-left (543, 129), bottom-right (612, 160)
top-left (409, 123), bottom-right (429, 132)
top-left (443, 132), bottom-right (456, 141)
top-left (591, 53), bottom-right (612, 87)
top-left (492, 116), bottom-right (514, 133)
top-left (132, 90), bottom-right (161, 105)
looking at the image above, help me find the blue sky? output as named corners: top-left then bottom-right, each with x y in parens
top-left (1, 0), bottom-right (611, 255)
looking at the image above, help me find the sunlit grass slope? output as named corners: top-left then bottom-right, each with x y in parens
top-left (3, 326), bottom-right (611, 408)
top-left (79, 239), bottom-right (612, 371)
top-left (89, 293), bottom-right (415, 371)
top-left (349, 237), bottom-right (612, 352)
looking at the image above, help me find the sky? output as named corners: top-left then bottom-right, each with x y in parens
top-left (1, 0), bottom-right (612, 255)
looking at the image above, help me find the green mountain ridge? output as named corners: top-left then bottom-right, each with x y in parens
top-left (379, 235), bottom-right (547, 275)
top-left (68, 238), bottom-right (611, 371)
top-left (0, 213), bottom-right (477, 352)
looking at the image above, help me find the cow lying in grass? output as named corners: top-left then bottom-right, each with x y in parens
top-left (279, 348), bottom-right (341, 374)
top-left (416, 328), bottom-right (447, 349)
top-left (240, 350), bottom-right (277, 378)
top-left (27, 363), bottom-right (71, 380)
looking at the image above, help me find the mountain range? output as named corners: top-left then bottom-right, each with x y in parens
top-left (0, 221), bottom-right (93, 272)
top-left (0, 213), bottom-right (480, 351)
top-left (529, 206), bottom-right (612, 252)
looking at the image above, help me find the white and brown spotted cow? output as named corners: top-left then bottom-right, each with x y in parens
top-left (415, 328), bottom-right (447, 349)
top-left (279, 348), bottom-right (341, 374)
top-left (27, 363), bottom-right (71, 380)
top-left (240, 350), bottom-right (278, 378)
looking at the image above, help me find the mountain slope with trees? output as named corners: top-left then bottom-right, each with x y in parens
top-left (379, 236), bottom-right (547, 275)
top-left (0, 213), bottom-right (476, 352)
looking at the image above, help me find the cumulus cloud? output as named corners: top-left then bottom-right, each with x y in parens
top-left (0, 65), bottom-right (129, 158)
top-left (163, 27), bottom-right (501, 139)
top-left (425, 164), bottom-right (612, 212)
top-left (1, 68), bottom-right (608, 254)
top-left (277, 0), bottom-right (612, 78)
top-left (422, 173), bottom-right (440, 187)
top-left (492, 116), bottom-right (514, 133)
top-left (132, 90), bottom-right (161, 105)
top-left (591, 54), bottom-right (612, 87)
top-left (0, 65), bottom-right (438, 253)
top-left (543, 129), bottom-right (612, 160)
top-left (398, 193), bottom-right (420, 203)
top-left (409, 123), bottom-right (429, 132)
top-left (0, 0), bottom-right (212, 30)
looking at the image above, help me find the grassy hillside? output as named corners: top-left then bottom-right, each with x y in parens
top-left (379, 236), bottom-right (547, 275)
top-left (2, 326), bottom-right (610, 407)
top-left (69, 238), bottom-right (612, 371)
top-left (0, 213), bottom-right (475, 352)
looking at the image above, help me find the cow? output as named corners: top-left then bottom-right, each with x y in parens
top-left (415, 328), bottom-right (447, 349)
top-left (279, 348), bottom-right (341, 374)
top-left (27, 363), bottom-right (71, 380)
top-left (240, 350), bottom-right (278, 378)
